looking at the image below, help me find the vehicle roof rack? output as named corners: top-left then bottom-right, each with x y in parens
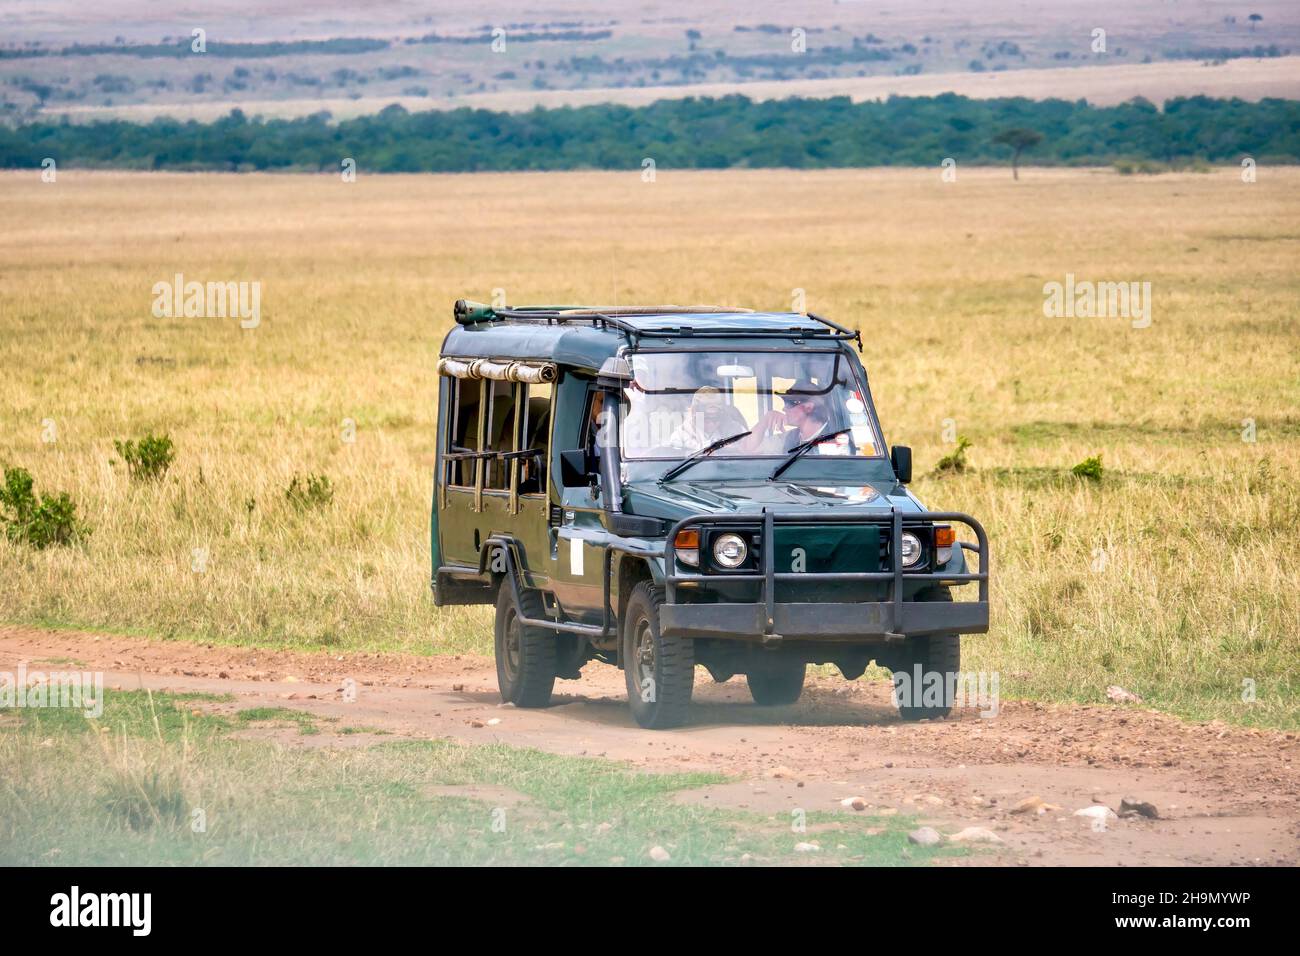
top-left (454, 300), bottom-right (862, 350)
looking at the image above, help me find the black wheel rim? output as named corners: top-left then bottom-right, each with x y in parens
top-left (503, 608), bottom-right (522, 683)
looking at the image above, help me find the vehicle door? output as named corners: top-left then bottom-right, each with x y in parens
top-left (549, 379), bottom-right (613, 624)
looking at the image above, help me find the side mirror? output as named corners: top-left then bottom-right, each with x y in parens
top-left (890, 445), bottom-right (912, 484)
top-left (559, 448), bottom-right (594, 488)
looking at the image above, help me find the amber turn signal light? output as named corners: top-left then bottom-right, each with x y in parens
top-left (934, 526), bottom-right (956, 548)
top-left (674, 528), bottom-right (700, 567)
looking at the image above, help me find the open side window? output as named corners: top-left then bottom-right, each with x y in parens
top-left (444, 374), bottom-right (556, 501)
top-left (484, 379), bottom-right (517, 491)
top-left (578, 386), bottom-right (610, 462)
top-left (519, 382), bottom-right (552, 495)
top-left (447, 378), bottom-right (482, 487)
top-left (574, 384), bottom-right (621, 509)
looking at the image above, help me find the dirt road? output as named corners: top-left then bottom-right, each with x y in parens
top-left (2, 625), bottom-right (1296, 866)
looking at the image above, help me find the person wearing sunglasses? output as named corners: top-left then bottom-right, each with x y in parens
top-left (738, 378), bottom-right (835, 455)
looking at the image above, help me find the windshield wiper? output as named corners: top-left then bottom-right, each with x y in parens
top-left (658, 430), bottom-right (752, 484)
top-left (768, 427), bottom-right (853, 481)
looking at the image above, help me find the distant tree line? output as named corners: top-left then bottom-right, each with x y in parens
top-left (0, 37), bottom-right (390, 60)
top-left (559, 43), bottom-right (897, 80)
top-left (405, 30), bottom-right (612, 45)
top-left (0, 29), bottom-right (617, 61)
top-left (1162, 44), bottom-right (1286, 60)
top-left (0, 94), bottom-right (1295, 171)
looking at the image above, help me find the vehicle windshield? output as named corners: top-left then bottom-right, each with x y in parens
top-left (619, 350), bottom-right (884, 460)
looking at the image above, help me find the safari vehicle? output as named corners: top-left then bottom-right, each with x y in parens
top-left (431, 300), bottom-right (989, 729)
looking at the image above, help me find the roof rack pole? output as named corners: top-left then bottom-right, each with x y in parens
top-left (491, 308), bottom-right (855, 348)
top-left (807, 311), bottom-right (863, 352)
top-left (495, 308), bottom-right (641, 340)
top-left (589, 312), bottom-right (638, 348)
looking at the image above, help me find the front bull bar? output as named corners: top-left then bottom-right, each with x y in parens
top-left (661, 509), bottom-right (989, 644)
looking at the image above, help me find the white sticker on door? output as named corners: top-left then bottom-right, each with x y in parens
top-left (570, 536), bottom-right (584, 576)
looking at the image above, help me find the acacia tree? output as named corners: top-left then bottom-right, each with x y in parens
top-left (992, 127), bottom-right (1043, 180)
top-left (1249, 13), bottom-right (1263, 32)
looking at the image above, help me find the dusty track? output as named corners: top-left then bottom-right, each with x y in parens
top-left (2, 625), bottom-right (1296, 866)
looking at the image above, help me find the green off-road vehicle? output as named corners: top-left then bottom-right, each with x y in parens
top-left (431, 301), bottom-right (989, 728)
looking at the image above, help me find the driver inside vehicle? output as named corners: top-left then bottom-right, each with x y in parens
top-left (735, 378), bottom-right (839, 454)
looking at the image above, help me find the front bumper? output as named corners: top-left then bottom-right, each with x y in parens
top-left (660, 599), bottom-right (989, 642)
top-left (661, 509), bottom-right (989, 643)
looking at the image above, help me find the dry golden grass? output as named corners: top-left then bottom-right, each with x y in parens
top-left (1, 166), bottom-right (1297, 725)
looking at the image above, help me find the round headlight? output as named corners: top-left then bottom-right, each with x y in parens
top-left (900, 532), bottom-right (923, 568)
top-left (712, 532), bottom-right (749, 569)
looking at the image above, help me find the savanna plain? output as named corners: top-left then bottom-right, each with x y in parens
top-left (1, 166), bottom-right (1297, 864)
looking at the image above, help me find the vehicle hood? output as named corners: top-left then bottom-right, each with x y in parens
top-left (623, 478), bottom-right (924, 521)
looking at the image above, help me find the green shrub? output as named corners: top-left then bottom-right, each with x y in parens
top-left (286, 473), bottom-right (334, 510)
top-left (114, 433), bottom-right (174, 482)
top-left (0, 466), bottom-right (88, 548)
top-left (933, 436), bottom-right (973, 474)
top-left (1072, 454), bottom-right (1104, 481)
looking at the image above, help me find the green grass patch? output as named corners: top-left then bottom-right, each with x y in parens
top-left (15, 687), bottom-right (230, 740)
top-left (235, 706), bottom-right (321, 735)
top-left (981, 466), bottom-right (1192, 490)
top-left (1011, 418), bottom-right (1300, 447)
top-left (0, 690), bottom-right (962, 866)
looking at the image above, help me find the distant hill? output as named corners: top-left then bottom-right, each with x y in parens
top-left (3, 0), bottom-right (1297, 123)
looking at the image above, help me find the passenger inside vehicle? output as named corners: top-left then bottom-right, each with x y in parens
top-left (664, 386), bottom-right (749, 452)
top-left (518, 393), bottom-right (551, 493)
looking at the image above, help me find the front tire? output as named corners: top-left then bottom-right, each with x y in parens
top-left (746, 659), bottom-right (806, 706)
top-left (891, 588), bottom-right (960, 721)
top-left (494, 579), bottom-right (556, 708)
top-left (622, 582), bottom-right (694, 729)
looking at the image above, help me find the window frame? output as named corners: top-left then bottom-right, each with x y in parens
top-left (442, 373), bottom-right (558, 515)
top-left (445, 377), bottom-right (485, 490)
top-left (617, 347), bottom-right (885, 462)
top-left (518, 381), bottom-right (553, 500)
top-left (482, 378), bottom-right (518, 495)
